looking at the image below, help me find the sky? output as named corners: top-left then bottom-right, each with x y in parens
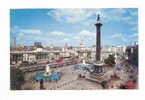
top-left (10, 8), bottom-right (138, 47)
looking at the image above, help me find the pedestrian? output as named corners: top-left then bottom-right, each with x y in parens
top-left (40, 79), bottom-right (44, 89)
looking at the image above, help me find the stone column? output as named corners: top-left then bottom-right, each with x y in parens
top-left (95, 14), bottom-right (102, 62)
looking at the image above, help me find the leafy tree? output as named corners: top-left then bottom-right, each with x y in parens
top-left (22, 61), bottom-right (29, 64)
top-left (10, 68), bottom-right (25, 90)
top-left (104, 54), bottom-right (116, 67)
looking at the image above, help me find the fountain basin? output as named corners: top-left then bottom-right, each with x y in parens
top-left (43, 72), bottom-right (51, 78)
top-left (31, 72), bottom-right (61, 81)
top-left (74, 64), bottom-right (93, 70)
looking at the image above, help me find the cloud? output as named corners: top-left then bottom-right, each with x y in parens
top-left (63, 38), bottom-right (70, 42)
top-left (47, 8), bottom-right (101, 24)
top-left (117, 8), bottom-right (127, 14)
top-left (128, 21), bottom-right (138, 25)
top-left (79, 30), bottom-right (95, 36)
top-left (103, 32), bottom-right (136, 46)
top-left (11, 26), bottom-right (43, 46)
top-left (51, 9), bottom-right (107, 26)
top-left (129, 9), bottom-right (138, 16)
top-left (47, 8), bottom-right (137, 27)
top-left (121, 16), bottom-right (132, 21)
top-left (11, 26), bottom-right (41, 35)
top-left (11, 9), bottom-right (138, 46)
top-left (82, 19), bottom-right (95, 26)
top-left (19, 29), bottom-right (41, 34)
top-left (73, 36), bottom-right (81, 40)
top-left (111, 33), bottom-right (121, 38)
top-left (100, 8), bottom-right (137, 23)
top-left (130, 26), bottom-right (138, 32)
top-left (16, 32), bottom-right (54, 46)
top-left (111, 33), bottom-right (127, 42)
top-left (130, 33), bottom-right (138, 38)
top-left (50, 31), bottom-right (65, 35)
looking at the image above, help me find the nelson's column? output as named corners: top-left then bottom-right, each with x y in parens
top-left (95, 14), bottom-right (102, 62)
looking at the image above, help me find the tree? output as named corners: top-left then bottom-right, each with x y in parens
top-left (104, 54), bottom-right (116, 67)
top-left (22, 61), bottom-right (29, 64)
top-left (10, 68), bottom-right (25, 90)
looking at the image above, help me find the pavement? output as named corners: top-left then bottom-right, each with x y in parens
top-left (23, 64), bottom-right (102, 90)
top-left (22, 55), bottom-right (138, 90)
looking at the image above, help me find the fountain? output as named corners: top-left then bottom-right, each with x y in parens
top-left (30, 64), bottom-right (61, 81)
top-left (43, 65), bottom-right (51, 77)
top-left (74, 59), bottom-right (93, 70)
top-left (82, 60), bottom-right (86, 67)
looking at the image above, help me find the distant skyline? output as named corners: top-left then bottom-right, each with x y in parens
top-left (10, 8), bottom-right (138, 47)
